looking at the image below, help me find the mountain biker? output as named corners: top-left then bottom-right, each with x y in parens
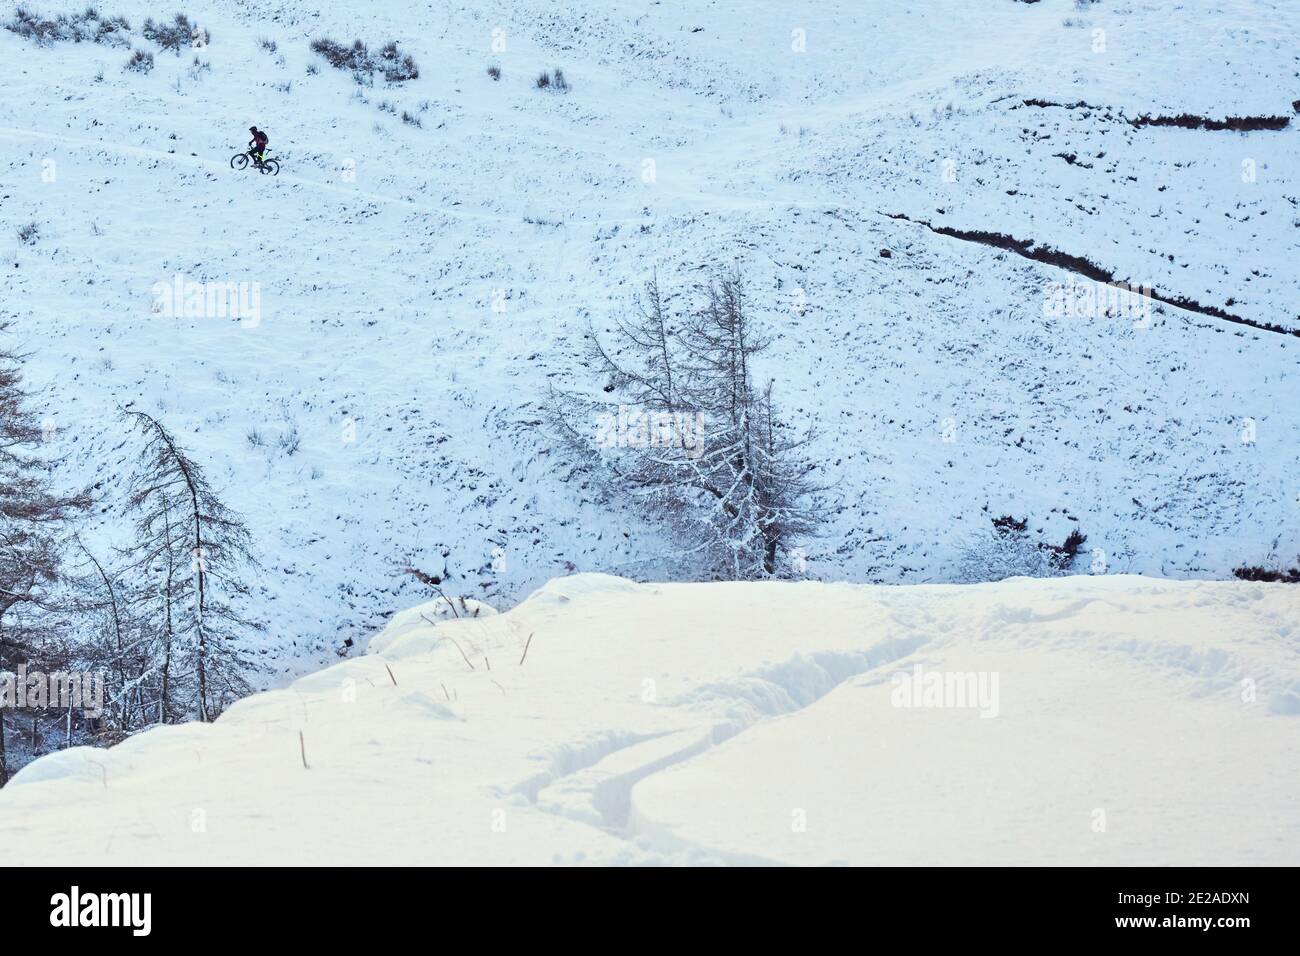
top-left (247, 126), bottom-right (269, 166)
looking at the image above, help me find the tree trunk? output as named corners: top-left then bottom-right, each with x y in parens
top-left (80, 540), bottom-right (130, 731)
top-left (160, 498), bottom-right (175, 723)
top-left (174, 433), bottom-right (209, 724)
top-left (194, 549), bottom-right (208, 723)
top-left (0, 711), bottom-right (8, 787)
top-left (192, 505), bottom-right (208, 723)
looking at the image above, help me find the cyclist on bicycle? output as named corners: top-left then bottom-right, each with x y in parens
top-left (248, 126), bottom-right (270, 167)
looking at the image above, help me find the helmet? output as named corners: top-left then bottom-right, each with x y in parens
top-left (249, 126), bottom-right (258, 133)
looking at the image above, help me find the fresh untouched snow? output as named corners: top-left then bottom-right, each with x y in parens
top-left (1, 0), bottom-right (1298, 688)
top-left (2, 574), bottom-right (1297, 865)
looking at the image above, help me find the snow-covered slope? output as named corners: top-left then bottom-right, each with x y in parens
top-left (2, 0), bottom-right (1298, 685)
top-left (2, 574), bottom-right (1297, 865)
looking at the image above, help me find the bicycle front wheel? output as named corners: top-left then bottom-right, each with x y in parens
top-left (231, 153), bottom-right (249, 170)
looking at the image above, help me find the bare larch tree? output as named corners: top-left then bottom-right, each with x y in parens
top-left (0, 324), bottom-right (88, 784)
top-left (122, 410), bottom-right (260, 723)
top-left (553, 267), bottom-right (826, 579)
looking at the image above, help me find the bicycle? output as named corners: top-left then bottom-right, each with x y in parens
top-left (230, 150), bottom-right (281, 176)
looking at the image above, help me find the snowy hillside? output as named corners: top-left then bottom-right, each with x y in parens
top-left (3, 0), bottom-right (1298, 687)
top-left (2, 574), bottom-right (1297, 865)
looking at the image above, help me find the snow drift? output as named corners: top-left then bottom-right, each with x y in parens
top-left (3, 0), bottom-right (1298, 682)
top-left (2, 574), bottom-right (1297, 865)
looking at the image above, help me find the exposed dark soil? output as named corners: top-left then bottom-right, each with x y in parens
top-left (1017, 98), bottom-right (1292, 131)
top-left (883, 212), bottom-right (1299, 338)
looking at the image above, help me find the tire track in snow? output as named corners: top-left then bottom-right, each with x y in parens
top-left (511, 634), bottom-right (929, 863)
top-left (0, 125), bottom-right (863, 229)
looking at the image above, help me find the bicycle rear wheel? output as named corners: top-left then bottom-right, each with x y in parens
top-left (231, 153), bottom-right (249, 170)
top-left (259, 159), bottom-right (280, 176)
